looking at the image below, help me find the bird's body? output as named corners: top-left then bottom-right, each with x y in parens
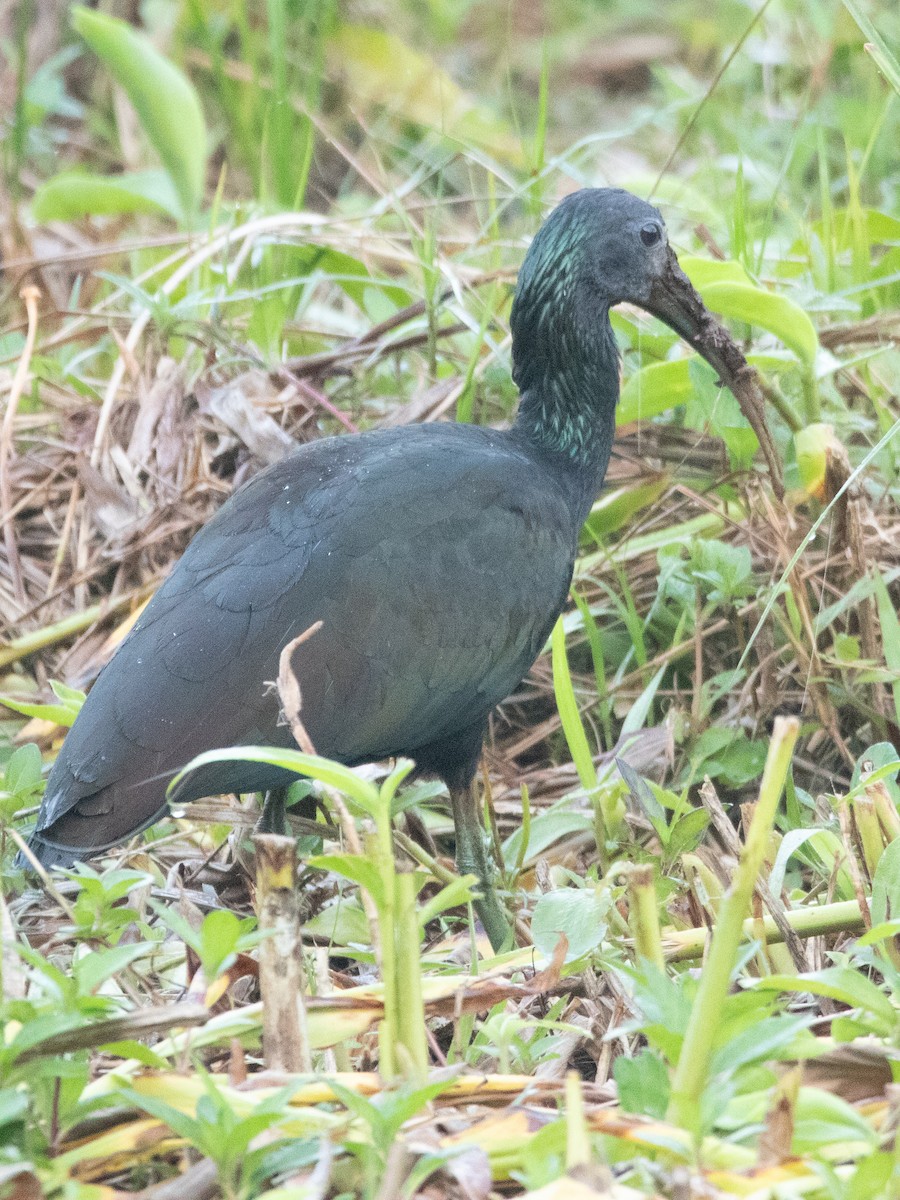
top-left (34, 422), bottom-right (584, 860)
top-left (24, 188), bottom-right (749, 947)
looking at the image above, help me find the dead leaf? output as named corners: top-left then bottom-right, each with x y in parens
top-left (196, 371), bottom-right (297, 464)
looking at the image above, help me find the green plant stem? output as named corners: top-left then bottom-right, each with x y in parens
top-left (372, 804), bottom-right (398, 1083)
top-left (666, 716), bottom-right (800, 1137)
top-left (626, 863), bottom-right (665, 971)
top-left (394, 868), bottom-right (428, 1084)
top-left (853, 795), bottom-right (884, 878)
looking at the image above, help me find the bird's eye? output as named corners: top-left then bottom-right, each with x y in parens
top-left (640, 223), bottom-right (662, 247)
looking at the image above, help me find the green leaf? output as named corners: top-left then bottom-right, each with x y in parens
top-left (665, 808), bottom-right (711, 861)
top-left (843, 0), bottom-right (900, 97)
top-left (619, 358), bottom-right (693, 425)
top-left (172, 746), bottom-right (380, 816)
top-left (531, 887), bottom-right (611, 961)
top-left (791, 1086), bottom-right (878, 1153)
top-left (3, 743), bottom-right (43, 798)
top-left (417, 875), bottom-right (478, 927)
top-left (710, 1013), bottom-right (812, 1076)
top-left (770, 827), bottom-right (827, 895)
top-left (759, 967), bottom-right (895, 1034)
top-left (73, 942), bottom-right (154, 993)
top-left (583, 475), bottom-right (669, 538)
top-left (620, 663), bottom-right (666, 738)
top-left (0, 1088), bottom-right (28, 1129)
top-left (71, 7), bottom-right (206, 219)
top-left (0, 679), bottom-right (85, 727)
top-left (856, 918), bottom-right (900, 947)
top-left (614, 1048), bottom-right (669, 1118)
top-left (698, 281), bottom-right (818, 369)
top-left (300, 897), bottom-right (371, 946)
top-left (199, 909), bottom-right (243, 978)
top-left (502, 810), bottom-right (593, 869)
top-left (32, 169), bottom-right (182, 221)
top-left (100, 1041), bottom-right (169, 1068)
top-left (551, 617), bottom-right (598, 796)
top-left (116, 1086), bottom-right (201, 1142)
top-left (307, 854), bottom-right (385, 908)
top-left (680, 256), bottom-right (755, 289)
top-left (332, 25), bottom-right (521, 164)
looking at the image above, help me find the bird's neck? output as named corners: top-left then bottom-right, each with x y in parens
top-left (511, 303), bottom-right (619, 526)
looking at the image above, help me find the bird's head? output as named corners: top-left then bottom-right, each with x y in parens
top-left (512, 187), bottom-right (733, 382)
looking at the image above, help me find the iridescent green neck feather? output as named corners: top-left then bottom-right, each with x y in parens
top-left (510, 208), bottom-right (620, 505)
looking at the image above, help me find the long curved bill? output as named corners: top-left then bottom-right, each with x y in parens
top-left (645, 246), bottom-right (784, 499)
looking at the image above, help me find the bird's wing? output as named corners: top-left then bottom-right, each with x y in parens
top-left (33, 425), bottom-right (577, 848)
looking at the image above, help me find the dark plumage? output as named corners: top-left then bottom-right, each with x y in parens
top-left (23, 188), bottom-right (744, 948)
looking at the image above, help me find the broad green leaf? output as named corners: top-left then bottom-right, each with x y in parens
top-left (698, 281), bottom-right (818, 369)
top-left (583, 474), bottom-right (669, 538)
top-left (32, 169), bottom-right (182, 221)
top-left (502, 810), bottom-right (593, 869)
top-left (812, 206), bottom-right (900, 252)
top-left (614, 1048), bottom-right (669, 1118)
top-left (307, 854), bottom-right (385, 907)
top-left (857, 918), bottom-right (900, 947)
top-left (681, 256), bottom-right (754, 289)
top-left (74, 942), bottom-right (154, 993)
top-left (759, 967), bottom-right (895, 1033)
top-left (665, 808), bottom-right (711, 860)
top-left (619, 358), bottom-right (692, 425)
top-left (301, 898), bottom-right (371, 946)
top-left (3, 743), bottom-right (43, 797)
top-left (791, 1086), bottom-right (878, 1153)
top-left (100, 1041), bottom-right (169, 1069)
top-left (0, 680), bottom-right (84, 727)
top-left (71, 7), bottom-right (206, 219)
top-left (199, 909), bottom-right (243, 977)
top-left (531, 887), bottom-right (611, 961)
top-left (332, 25), bottom-right (521, 164)
top-left (795, 422), bottom-right (840, 499)
top-left (710, 1013), bottom-right (813, 1076)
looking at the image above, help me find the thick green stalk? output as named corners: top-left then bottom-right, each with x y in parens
top-left (666, 717), bottom-right (800, 1138)
top-left (662, 898), bottom-right (865, 961)
top-left (371, 799), bottom-right (398, 1081)
top-left (394, 868), bottom-right (428, 1084)
top-left (626, 863), bottom-right (665, 971)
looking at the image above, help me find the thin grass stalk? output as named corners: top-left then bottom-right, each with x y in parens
top-left (666, 716), bottom-right (800, 1136)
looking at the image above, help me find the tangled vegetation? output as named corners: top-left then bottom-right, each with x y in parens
top-left (1, 1), bottom-right (899, 1197)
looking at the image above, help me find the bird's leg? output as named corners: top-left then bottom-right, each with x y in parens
top-left (257, 787), bottom-right (289, 835)
top-left (449, 781), bottom-right (512, 951)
